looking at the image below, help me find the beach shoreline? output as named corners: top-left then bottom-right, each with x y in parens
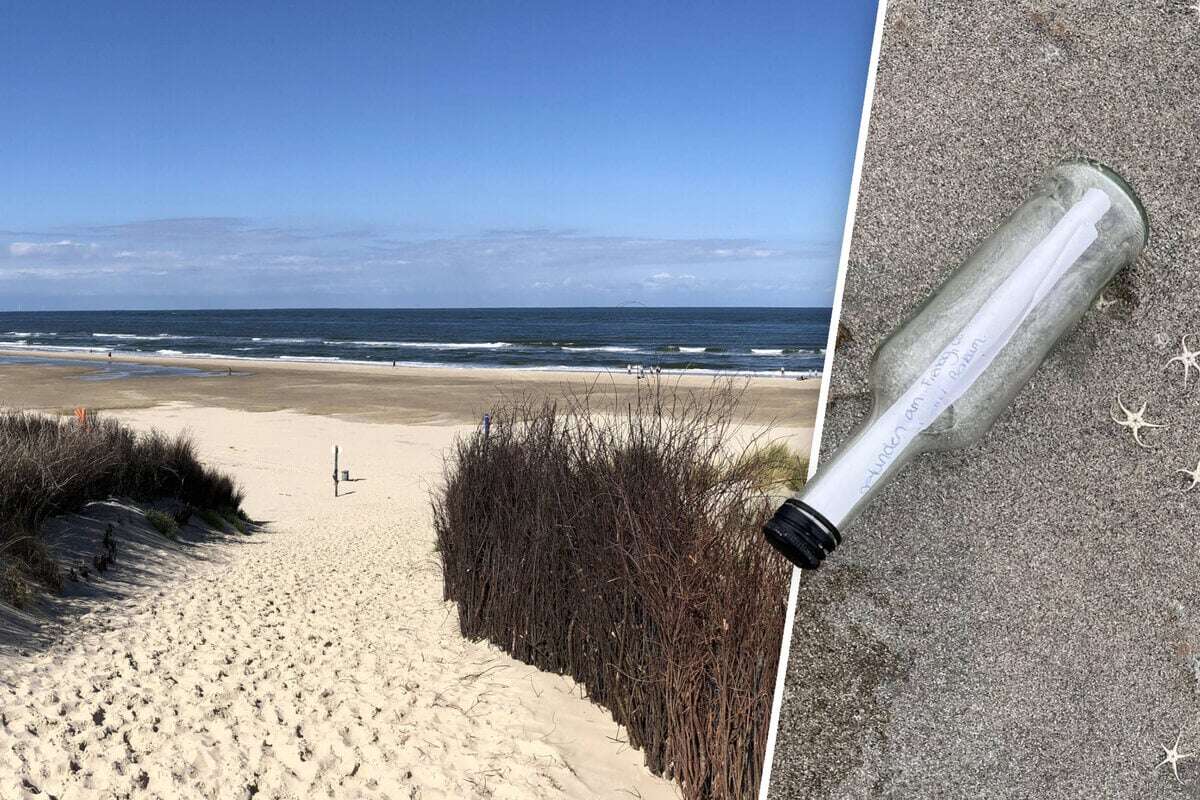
top-left (0, 344), bottom-right (823, 378)
top-left (0, 348), bottom-right (820, 433)
top-left (0, 306), bottom-right (832, 376)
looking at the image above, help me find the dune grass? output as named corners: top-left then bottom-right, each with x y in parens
top-left (433, 382), bottom-right (798, 800)
top-left (0, 409), bottom-right (244, 607)
top-left (145, 510), bottom-right (180, 540)
top-left (735, 439), bottom-right (810, 493)
top-left (197, 508), bottom-right (230, 531)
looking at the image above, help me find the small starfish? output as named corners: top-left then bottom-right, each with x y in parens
top-left (1158, 731), bottom-right (1194, 784)
top-left (1095, 293), bottom-right (1117, 312)
top-left (1179, 459), bottom-right (1200, 493)
top-left (1165, 335), bottom-right (1200, 389)
top-left (1111, 394), bottom-right (1166, 448)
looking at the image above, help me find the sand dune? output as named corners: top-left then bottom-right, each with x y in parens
top-left (0, 404), bottom-right (680, 799)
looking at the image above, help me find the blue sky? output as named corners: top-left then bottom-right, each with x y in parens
top-left (0, 1), bottom-right (877, 309)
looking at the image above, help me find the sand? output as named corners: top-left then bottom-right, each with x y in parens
top-left (0, 405), bottom-right (683, 799)
top-left (0, 348), bottom-right (819, 432)
top-left (0, 356), bottom-right (811, 799)
top-left (768, 2), bottom-right (1200, 799)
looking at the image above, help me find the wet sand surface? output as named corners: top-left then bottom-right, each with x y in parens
top-left (0, 349), bottom-right (818, 430)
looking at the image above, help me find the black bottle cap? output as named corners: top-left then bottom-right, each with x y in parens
top-left (762, 498), bottom-right (842, 570)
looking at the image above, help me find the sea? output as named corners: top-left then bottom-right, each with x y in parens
top-left (0, 308), bottom-right (829, 377)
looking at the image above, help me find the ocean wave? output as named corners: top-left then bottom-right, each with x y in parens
top-left (0, 343), bottom-right (823, 379)
top-left (750, 348), bottom-right (785, 355)
top-left (0, 342), bottom-right (111, 353)
top-left (170, 351), bottom-right (254, 360)
top-left (276, 355), bottom-right (397, 367)
top-left (327, 340), bottom-right (513, 350)
top-left (93, 332), bottom-right (193, 341)
top-left (250, 337), bottom-right (316, 344)
top-left (560, 345), bottom-right (640, 353)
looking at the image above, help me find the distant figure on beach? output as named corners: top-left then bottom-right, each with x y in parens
top-left (483, 413), bottom-right (491, 437)
top-left (392, 360), bottom-right (396, 367)
top-left (626, 364), bottom-right (632, 374)
top-left (780, 366), bottom-right (785, 376)
top-left (228, 367), bottom-right (233, 376)
top-left (107, 351), bottom-right (112, 359)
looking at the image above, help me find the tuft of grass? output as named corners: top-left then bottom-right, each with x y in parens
top-left (0, 562), bottom-right (32, 609)
top-left (0, 409), bottom-right (245, 606)
top-left (145, 510), bottom-right (179, 540)
top-left (221, 508), bottom-right (249, 534)
top-left (433, 382), bottom-right (791, 800)
top-left (197, 508), bottom-right (229, 531)
top-left (734, 441), bottom-right (810, 493)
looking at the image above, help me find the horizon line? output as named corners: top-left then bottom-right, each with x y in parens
top-left (0, 304), bottom-right (834, 314)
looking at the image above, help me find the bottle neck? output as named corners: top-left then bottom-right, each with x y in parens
top-left (799, 398), bottom-right (925, 530)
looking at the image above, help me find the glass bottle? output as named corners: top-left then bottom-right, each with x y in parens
top-left (765, 158), bottom-right (1148, 569)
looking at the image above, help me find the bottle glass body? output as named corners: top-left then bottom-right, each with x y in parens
top-left (765, 159), bottom-right (1148, 568)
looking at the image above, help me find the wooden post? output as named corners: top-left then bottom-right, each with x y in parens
top-left (333, 445), bottom-right (339, 497)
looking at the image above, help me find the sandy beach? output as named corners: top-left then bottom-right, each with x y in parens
top-left (0, 348), bottom-right (819, 433)
top-left (769, 3), bottom-right (1200, 799)
top-left (0, 355), bottom-right (813, 799)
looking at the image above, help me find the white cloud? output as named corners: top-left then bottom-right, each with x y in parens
top-left (642, 271), bottom-right (701, 290)
top-left (9, 240), bottom-right (96, 257)
top-left (0, 217), bottom-right (837, 306)
top-left (112, 249), bottom-right (181, 260)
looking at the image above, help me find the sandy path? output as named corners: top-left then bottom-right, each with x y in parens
top-left (0, 404), bottom-right (678, 800)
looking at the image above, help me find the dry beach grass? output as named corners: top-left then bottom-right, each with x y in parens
top-left (0, 410), bottom-right (243, 608)
top-left (435, 385), bottom-right (796, 799)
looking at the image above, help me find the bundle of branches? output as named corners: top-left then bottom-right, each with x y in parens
top-left (0, 409), bottom-right (244, 604)
top-left (433, 381), bottom-right (796, 799)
